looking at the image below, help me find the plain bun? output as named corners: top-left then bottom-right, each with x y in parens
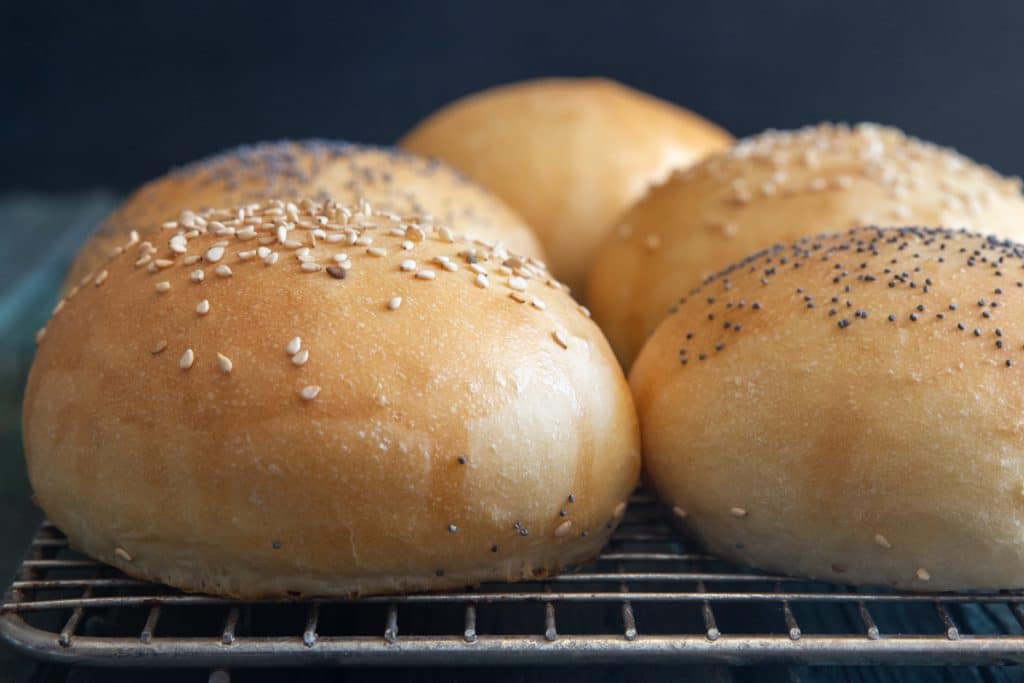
top-left (590, 123), bottom-right (1024, 366)
top-left (401, 78), bottom-right (732, 295)
top-left (26, 199), bottom-right (639, 598)
top-left (631, 226), bottom-right (1024, 591)
top-left (65, 140), bottom-right (544, 289)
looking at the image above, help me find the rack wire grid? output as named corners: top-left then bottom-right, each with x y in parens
top-left (4, 490), bottom-right (1024, 669)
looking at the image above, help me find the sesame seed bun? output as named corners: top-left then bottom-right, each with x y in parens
top-left (631, 226), bottom-right (1024, 590)
top-left (25, 200), bottom-right (639, 599)
top-left (589, 123), bottom-right (1024, 367)
top-left (400, 78), bottom-right (732, 296)
top-left (64, 140), bottom-right (544, 290)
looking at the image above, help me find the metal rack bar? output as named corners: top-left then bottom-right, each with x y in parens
top-left (858, 601), bottom-right (881, 640)
top-left (303, 603), bottom-right (319, 648)
top-left (221, 607), bottom-right (240, 645)
top-left (57, 587), bottom-right (91, 647)
top-left (6, 500), bottom-right (1024, 668)
top-left (698, 581), bottom-right (720, 641)
top-left (140, 605), bottom-right (161, 644)
top-left (383, 604), bottom-right (398, 644)
top-left (463, 603), bottom-right (478, 643)
top-left (935, 603), bottom-right (960, 640)
top-left (617, 557), bottom-right (637, 641)
top-left (10, 590), bottom-right (1023, 614)
top-left (777, 582), bottom-right (801, 641)
top-left (543, 584), bottom-right (557, 642)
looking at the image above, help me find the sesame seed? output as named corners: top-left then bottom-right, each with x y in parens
top-left (474, 273), bottom-right (489, 288)
top-left (215, 264), bottom-right (233, 277)
top-left (613, 502), bottom-right (627, 519)
top-left (114, 547), bottom-right (133, 562)
top-left (300, 262), bottom-right (322, 273)
top-left (169, 235), bottom-right (188, 254)
top-left (915, 568), bottom-right (931, 582)
top-left (672, 506), bottom-right (688, 520)
top-left (510, 292), bottom-right (528, 303)
top-left (190, 269), bottom-right (204, 283)
top-left (552, 330), bottom-right (569, 349)
top-left (179, 348), bottom-right (194, 370)
top-left (402, 240), bottom-right (414, 250)
top-left (155, 281), bottom-right (171, 293)
top-left (457, 455), bottom-right (467, 465)
top-left (530, 298), bottom-right (546, 310)
top-left (554, 520), bottom-right (573, 538)
top-left (263, 252), bottom-right (279, 266)
top-left (730, 507), bottom-right (748, 518)
top-left (154, 259), bottom-right (174, 269)
top-left (387, 296), bottom-right (402, 310)
top-left (442, 261), bottom-right (458, 272)
top-left (400, 259), bottom-right (416, 272)
top-left (577, 305), bottom-right (591, 318)
top-left (286, 337), bottom-right (301, 355)
top-left (291, 349), bottom-right (310, 366)
top-left (448, 523), bottom-right (457, 533)
top-left (415, 269), bottom-right (436, 280)
top-left (216, 353), bottom-right (233, 375)
top-left (205, 246), bottom-right (225, 263)
top-left (367, 246), bottom-right (387, 257)
top-left (326, 265), bottom-right (347, 279)
top-left (151, 340), bottom-right (167, 355)
top-left (195, 299), bottom-right (210, 315)
top-left (299, 385), bottom-right (321, 401)
top-left (873, 534), bottom-right (892, 549)
top-left (508, 276), bottom-right (528, 291)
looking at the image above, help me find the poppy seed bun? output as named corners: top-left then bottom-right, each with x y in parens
top-left (400, 78), bottom-right (732, 295)
top-left (26, 199), bottom-right (639, 599)
top-left (590, 123), bottom-right (1024, 366)
top-left (631, 226), bottom-right (1024, 591)
top-left (65, 140), bottom-right (543, 290)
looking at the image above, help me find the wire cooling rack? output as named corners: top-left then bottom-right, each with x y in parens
top-left (4, 491), bottom-right (1024, 668)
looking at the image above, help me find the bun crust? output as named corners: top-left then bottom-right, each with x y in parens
top-left (66, 141), bottom-right (543, 289)
top-left (590, 123), bottom-right (1024, 366)
top-left (26, 200), bottom-right (639, 598)
top-left (401, 78), bottom-right (732, 295)
top-left (631, 226), bottom-right (1024, 591)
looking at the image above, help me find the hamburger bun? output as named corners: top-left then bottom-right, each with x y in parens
top-left (65, 140), bottom-right (543, 289)
top-left (631, 226), bottom-right (1024, 591)
top-left (589, 123), bottom-right (1024, 366)
top-left (25, 199), bottom-right (639, 598)
top-left (400, 78), bottom-right (732, 295)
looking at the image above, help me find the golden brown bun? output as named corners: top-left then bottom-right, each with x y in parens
top-left (631, 226), bottom-right (1024, 591)
top-left (25, 200), bottom-right (639, 599)
top-left (400, 78), bottom-right (732, 295)
top-left (65, 140), bottom-right (544, 290)
top-left (590, 123), bottom-right (1024, 367)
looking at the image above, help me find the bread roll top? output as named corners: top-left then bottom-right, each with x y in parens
top-left (402, 77), bottom-right (732, 295)
top-left (66, 140), bottom-right (543, 289)
top-left (590, 123), bottom-right (1024, 366)
top-left (27, 199), bottom-right (639, 598)
top-left (632, 226), bottom-right (1024, 590)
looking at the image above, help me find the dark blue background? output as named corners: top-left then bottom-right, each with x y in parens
top-left (5, 0), bottom-right (1024, 192)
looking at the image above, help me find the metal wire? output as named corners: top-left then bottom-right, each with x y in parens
top-left (3, 491), bottom-right (1024, 667)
